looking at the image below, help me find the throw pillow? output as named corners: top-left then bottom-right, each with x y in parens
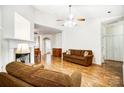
top-left (84, 51), bottom-right (89, 56)
top-left (66, 50), bottom-right (70, 55)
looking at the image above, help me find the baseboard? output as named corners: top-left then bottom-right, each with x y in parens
top-left (104, 59), bottom-right (123, 63)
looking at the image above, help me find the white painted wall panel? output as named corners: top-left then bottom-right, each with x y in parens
top-left (14, 12), bottom-right (31, 40)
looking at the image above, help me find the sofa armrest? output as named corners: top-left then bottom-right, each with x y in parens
top-left (83, 55), bottom-right (93, 60)
top-left (83, 55), bottom-right (93, 66)
top-left (0, 72), bottom-right (33, 87)
top-left (32, 64), bottom-right (44, 69)
top-left (63, 52), bottom-right (67, 57)
top-left (70, 71), bottom-right (82, 87)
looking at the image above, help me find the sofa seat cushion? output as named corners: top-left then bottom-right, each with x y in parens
top-left (6, 62), bottom-right (73, 87)
top-left (70, 55), bottom-right (85, 60)
top-left (28, 69), bottom-right (73, 87)
top-left (64, 54), bottom-right (85, 60)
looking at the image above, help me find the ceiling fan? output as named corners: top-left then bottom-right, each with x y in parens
top-left (56, 5), bottom-right (85, 27)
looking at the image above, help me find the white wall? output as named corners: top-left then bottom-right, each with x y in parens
top-left (1, 6), bottom-right (35, 70)
top-left (0, 29), bottom-right (1, 70)
top-left (0, 6), bottom-right (2, 71)
top-left (52, 33), bottom-right (62, 48)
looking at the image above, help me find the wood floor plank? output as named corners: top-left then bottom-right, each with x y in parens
top-left (37, 54), bottom-right (123, 87)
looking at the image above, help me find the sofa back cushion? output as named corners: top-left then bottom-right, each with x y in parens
top-left (6, 62), bottom-right (73, 87)
top-left (69, 49), bottom-right (82, 56)
top-left (69, 49), bottom-right (93, 56)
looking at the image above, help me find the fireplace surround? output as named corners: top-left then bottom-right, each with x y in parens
top-left (5, 38), bottom-right (35, 64)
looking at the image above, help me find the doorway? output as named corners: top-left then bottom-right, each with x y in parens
top-left (43, 38), bottom-right (51, 55)
top-left (102, 20), bottom-right (124, 62)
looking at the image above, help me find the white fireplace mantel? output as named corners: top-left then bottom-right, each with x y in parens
top-left (5, 37), bottom-right (35, 43)
top-left (4, 37), bottom-right (36, 48)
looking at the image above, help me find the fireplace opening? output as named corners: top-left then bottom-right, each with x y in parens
top-left (15, 53), bottom-right (30, 63)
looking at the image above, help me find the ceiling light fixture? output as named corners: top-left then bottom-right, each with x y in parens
top-left (63, 5), bottom-right (77, 27)
top-left (107, 11), bottom-right (111, 13)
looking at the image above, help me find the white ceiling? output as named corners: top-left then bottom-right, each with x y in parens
top-left (34, 24), bottom-right (62, 34)
top-left (33, 5), bottom-right (124, 34)
top-left (33, 5), bottom-right (124, 19)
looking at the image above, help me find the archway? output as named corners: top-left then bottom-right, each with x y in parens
top-left (43, 37), bottom-right (51, 55)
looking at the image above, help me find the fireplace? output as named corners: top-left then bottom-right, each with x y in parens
top-left (5, 38), bottom-right (35, 66)
top-left (15, 43), bottom-right (31, 63)
top-left (15, 53), bottom-right (30, 63)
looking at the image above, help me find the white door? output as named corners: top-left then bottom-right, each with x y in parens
top-left (104, 22), bottom-right (123, 61)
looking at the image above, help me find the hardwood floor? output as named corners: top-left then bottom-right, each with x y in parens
top-left (39, 54), bottom-right (123, 87)
top-left (102, 60), bottom-right (123, 86)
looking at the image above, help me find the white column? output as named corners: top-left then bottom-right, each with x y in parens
top-left (123, 21), bottom-right (124, 85)
top-left (0, 30), bottom-right (2, 71)
top-left (30, 47), bottom-right (34, 64)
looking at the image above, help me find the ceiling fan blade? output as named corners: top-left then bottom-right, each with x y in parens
top-left (61, 24), bottom-right (64, 26)
top-left (56, 19), bottom-right (64, 21)
top-left (77, 18), bottom-right (85, 21)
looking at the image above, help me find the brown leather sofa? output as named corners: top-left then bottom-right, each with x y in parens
top-left (63, 49), bottom-right (93, 66)
top-left (0, 62), bottom-right (82, 87)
